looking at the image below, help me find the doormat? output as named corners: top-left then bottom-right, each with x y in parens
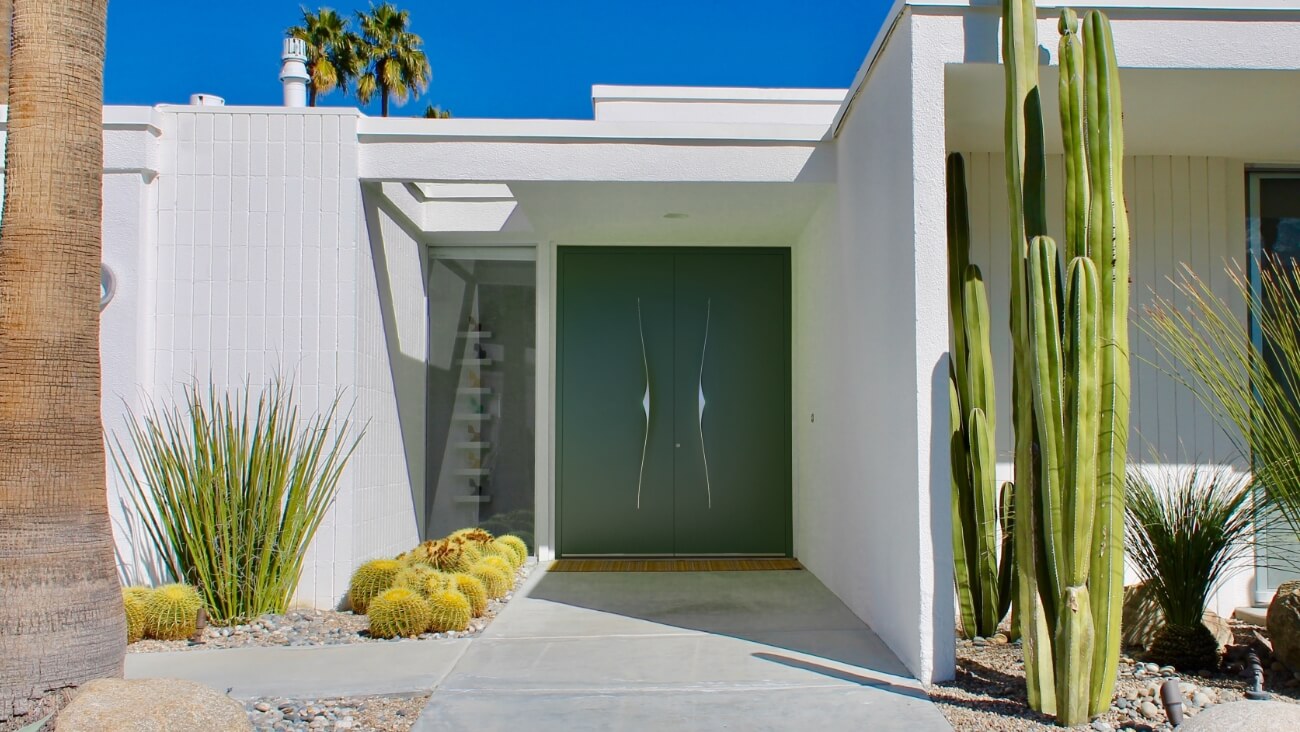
top-left (548, 558), bottom-right (802, 572)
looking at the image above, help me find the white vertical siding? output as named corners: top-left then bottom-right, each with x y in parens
top-left (958, 153), bottom-right (1248, 471)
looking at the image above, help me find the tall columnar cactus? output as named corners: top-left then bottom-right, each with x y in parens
top-left (1078, 9), bottom-right (1130, 713)
top-left (948, 152), bottom-right (1015, 639)
top-left (999, 2), bottom-right (1130, 725)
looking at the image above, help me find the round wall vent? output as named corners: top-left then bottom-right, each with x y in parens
top-left (100, 265), bottom-right (116, 311)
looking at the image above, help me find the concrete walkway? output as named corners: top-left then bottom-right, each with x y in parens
top-left (126, 566), bottom-right (952, 731)
top-left (413, 567), bottom-right (951, 732)
top-left (126, 638), bottom-right (470, 698)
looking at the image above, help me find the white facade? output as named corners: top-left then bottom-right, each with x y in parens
top-left (8, 0), bottom-right (1294, 686)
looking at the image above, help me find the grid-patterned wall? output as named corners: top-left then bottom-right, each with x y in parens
top-left (148, 108), bottom-right (419, 607)
top-left (352, 194), bottom-right (426, 562)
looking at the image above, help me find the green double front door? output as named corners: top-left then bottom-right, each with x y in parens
top-left (558, 248), bottom-right (791, 556)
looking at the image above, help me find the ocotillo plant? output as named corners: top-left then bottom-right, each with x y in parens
top-left (947, 153), bottom-right (1015, 639)
top-left (1000, 2), bottom-right (1130, 724)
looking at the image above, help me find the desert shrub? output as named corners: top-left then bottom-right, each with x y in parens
top-left (113, 378), bottom-right (360, 625)
top-left (1124, 466), bottom-right (1255, 670)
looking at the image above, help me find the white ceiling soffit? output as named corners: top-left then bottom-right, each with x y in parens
top-left (946, 65), bottom-right (1300, 159)
top-left (508, 181), bottom-right (830, 247)
top-left (379, 181), bottom-right (533, 236)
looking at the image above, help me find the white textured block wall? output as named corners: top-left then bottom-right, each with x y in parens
top-left (140, 107), bottom-right (418, 607)
top-left (353, 191), bottom-right (426, 562)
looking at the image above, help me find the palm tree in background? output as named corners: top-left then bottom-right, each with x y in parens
top-left (287, 7), bottom-right (362, 106)
top-left (355, 3), bottom-right (430, 117)
top-left (0, 0), bottom-right (125, 721)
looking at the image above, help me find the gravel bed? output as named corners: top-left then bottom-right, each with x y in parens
top-left (931, 625), bottom-right (1300, 731)
top-left (244, 693), bottom-right (429, 731)
top-left (129, 562), bottom-right (534, 653)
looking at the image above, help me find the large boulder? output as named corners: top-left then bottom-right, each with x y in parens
top-left (56, 678), bottom-right (251, 732)
top-left (1179, 701), bottom-right (1300, 731)
top-left (1123, 582), bottom-right (1233, 652)
top-left (1268, 580), bottom-right (1300, 670)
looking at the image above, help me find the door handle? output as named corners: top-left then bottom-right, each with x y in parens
top-left (636, 298), bottom-right (649, 510)
top-left (698, 299), bottom-right (713, 509)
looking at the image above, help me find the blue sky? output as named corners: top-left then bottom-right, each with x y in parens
top-left (107, 1), bottom-right (892, 118)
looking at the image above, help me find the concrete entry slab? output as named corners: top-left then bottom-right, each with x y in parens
top-left (414, 568), bottom-right (951, 731)
top-left (124, 638), bottom-right (471, 699)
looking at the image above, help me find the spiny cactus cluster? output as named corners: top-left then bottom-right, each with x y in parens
top-left (402, 537), bottom-right (479, 573)
top-left (471, 562), bottom-right (511, 600)
top-left (449, 573), bottom-right (488, 617)
top-left (368, 588), bottom-right (433, 638)
top-left (123, 587), bottom-right (149, 643)
top-left (348, 558), bottom-right (404, 614)
top-left (427, 589), bottom-right (472, 632)
top-left (120, 583), bottom-right (205, 642)
top-left (350, 526), bottom-right (524, 637)
top-left (496, 535), bottom-right (528, 567)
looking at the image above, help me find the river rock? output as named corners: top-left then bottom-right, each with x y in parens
top-left (1179, 700), bottom-right (1300, 730)
top-left (57, 678), bottom-right (251, 731)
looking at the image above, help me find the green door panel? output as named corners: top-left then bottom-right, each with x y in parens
top-left (558, 247), bottom-right (791, 557)
top-left (558, 250), bottom-right (676, 555)
top-left (672, 251), bottom-right (791, 555)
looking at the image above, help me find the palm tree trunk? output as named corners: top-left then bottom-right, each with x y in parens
top-left (381, 82), bottom-right (389, 117)
top-left (0, 0), bottom-right (11, 105)
top-left (0, 0), bottom-right (123, 721)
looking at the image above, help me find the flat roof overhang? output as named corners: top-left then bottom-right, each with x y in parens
top-left (358, 117), bottom-right (836, 246)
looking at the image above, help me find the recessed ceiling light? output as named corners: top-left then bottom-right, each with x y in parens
top-left (663, 212), bottom-right (689, 219)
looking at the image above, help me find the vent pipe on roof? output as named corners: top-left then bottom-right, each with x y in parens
top-left (280, 38), bottom-right (309, 108)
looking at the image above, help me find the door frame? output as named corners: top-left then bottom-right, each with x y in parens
top-left (552, 245), bottom-right (793, 558)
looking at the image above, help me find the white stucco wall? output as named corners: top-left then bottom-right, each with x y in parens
top-left (793, 14), bottom-right (955, 685)
top-left (90, 107), bottom-right (421, 607)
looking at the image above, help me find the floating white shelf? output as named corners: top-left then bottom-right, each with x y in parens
top-left (453, 413), bottom-right (492, 422)
top-left (456, 468), bottom-right (490, 477)
top-left (459, 358), bottom-right (492, 366)
top-left (458, 331), bottom-right (493, 339)
top-left (457, 387), bottom-right (491, 395)
top-left (453, 495), bottom-right (491, 504)
top-left (457, 441), bottom-right (490, 450)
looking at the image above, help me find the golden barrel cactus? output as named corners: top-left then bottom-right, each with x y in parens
top-left (145, 583), bottom-right (203, 641)
top-left (348, 558), bottom-right (403, 614)
top-left (367, 588), bottom-right (432, 638)
top-left (449, 573), bottom-right (488, 617)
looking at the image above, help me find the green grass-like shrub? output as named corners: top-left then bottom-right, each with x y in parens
top-left (112, 378), bottom-right (360, 625)
top-left (1124, 466), bottom-right (1255, 670)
